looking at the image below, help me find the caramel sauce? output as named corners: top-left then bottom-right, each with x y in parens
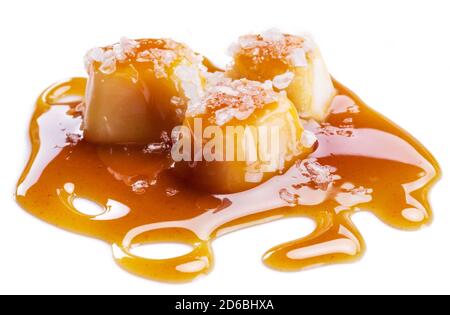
top-left (16, 78), bottom-right (440, 282)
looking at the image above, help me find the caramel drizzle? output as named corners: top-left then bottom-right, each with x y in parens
top-left (16, 78), bottom-right (440, 282)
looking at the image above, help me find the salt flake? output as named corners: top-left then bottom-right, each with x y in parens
top-left (272, 71), bottom-right (294, 89)
top-left (289, 48), bottom-right (308, 67)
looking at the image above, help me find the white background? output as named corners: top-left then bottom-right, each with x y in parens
top-left (0, 0), bottom-right (449, 295)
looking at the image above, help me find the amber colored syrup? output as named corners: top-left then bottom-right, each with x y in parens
top-left (16, 78), bottom-right (440, 282)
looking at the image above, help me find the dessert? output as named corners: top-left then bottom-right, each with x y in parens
top-left (174, 73), bottom-right (310, 193)
top-left (228, 29), bottom-right (335, 120)
top-left (16, 31), bottom-right (440, 283)
top-left (84, 38), bottom-right (205, 144)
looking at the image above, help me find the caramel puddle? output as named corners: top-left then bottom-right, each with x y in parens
top-left (16, 78), bottom-right (440, 282)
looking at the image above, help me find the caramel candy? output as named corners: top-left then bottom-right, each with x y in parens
top-left (228, 30), bottom-right (336, 121)
top-left (83, 38), bottom-right (205, 144)
top-left (173, 74), bottom-right (314, 193)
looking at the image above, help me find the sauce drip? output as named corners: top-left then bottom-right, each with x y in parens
top-left (16, 78), bottom-right (440, 282)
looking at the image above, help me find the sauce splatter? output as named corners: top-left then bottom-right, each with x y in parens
top-left (16, 78), bottom-right (440, 282)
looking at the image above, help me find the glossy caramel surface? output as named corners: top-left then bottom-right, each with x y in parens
top-left (16, 78), bottom-right (440, 282)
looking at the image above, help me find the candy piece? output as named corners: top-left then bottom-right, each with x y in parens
top-left (83, 38), bottom-right (205, 144)
top-left (173, 74), bottom-right (312, 193)
top-left (228, 31), bottom-right (336, 121)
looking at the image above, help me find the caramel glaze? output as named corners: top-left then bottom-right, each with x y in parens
top-left (16, 78), bottom-right (440, 282)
